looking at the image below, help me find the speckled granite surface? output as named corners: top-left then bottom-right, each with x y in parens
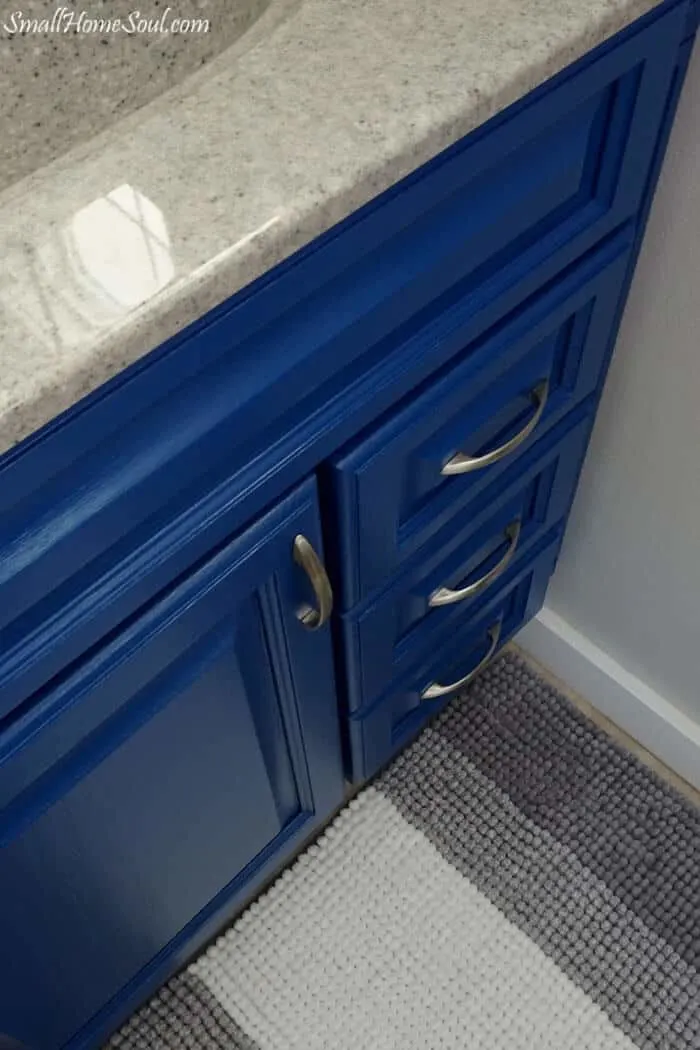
top-left (0, 0), bottom-right (272, 192)
top-left (0, 0), bottom-right (661, 456)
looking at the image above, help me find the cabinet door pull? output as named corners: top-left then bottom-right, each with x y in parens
top-left (429, 520), bottom-right (522, 607)
top-left (293, 534), bottom-right (333, 629)
top-left (441, 379), bottom-right (549, 476)
top-left (421, 622), bottom-right (501, 700)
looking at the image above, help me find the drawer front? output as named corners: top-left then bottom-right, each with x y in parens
top-left (330, 233), bottom-right (632, 608)
top-left (346, 538), bottom-right (559, 782)
top-left (0, 478), bottom-right (343, 1050)
top-left (341, 409), bottom-right (593, 712)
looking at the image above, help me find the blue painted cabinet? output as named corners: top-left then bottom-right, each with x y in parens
top-left (0, 2), bottom-right (695, 1047)
top-left (328, 230), bottom-right (633, 606)
top-left (0, 479), bottom-right (343, 1050)
top-left (347, 537), bottom-right (562, 781)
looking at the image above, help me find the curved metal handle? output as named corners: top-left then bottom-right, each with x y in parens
top-left (421, 622), bottom-right (501, 701)
top-left (442, 379), bottom-right (549, 476)
top-left (293, 534), bottom-right (333, 630)
top-left (429, 520), bottom-right (522, 608)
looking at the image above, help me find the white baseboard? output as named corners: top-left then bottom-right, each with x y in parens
top-left (516, 607), bottom-right (700, 792)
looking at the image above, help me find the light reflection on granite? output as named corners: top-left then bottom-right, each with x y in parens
top-left (0, 0), bottom-right (662, 455)
top-left (0, 185), bottom-right (175, 351)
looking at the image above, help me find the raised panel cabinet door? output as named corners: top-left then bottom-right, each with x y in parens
top-left (0, 477), bottom-right (343, 1050)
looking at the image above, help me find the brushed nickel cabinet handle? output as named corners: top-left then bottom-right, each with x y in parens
top-left (441, 379), bottom-right (549, 476)
top-left (293, 534), bottom-right (333, 630)
top-left (421, 622), bottom-right (501, 700)
top-left (429, 519), bottom-right (522, 608)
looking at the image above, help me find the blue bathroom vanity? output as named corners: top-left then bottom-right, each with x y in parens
top-left (0, 1), bottom-right (696, 1046)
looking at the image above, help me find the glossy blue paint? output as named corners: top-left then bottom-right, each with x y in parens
top-left (0, 0), bottom-right (687, 722)
top-left (346, 535), bottom-right (562, 781)
top-left (340, 407), bottom-right (595, 712)
top-left (0, 4), bottom-right (694, 1049)
top-left (329, 231), bottom-right (634, 607)
top-left (0, 478), bottom-right (343, 1050)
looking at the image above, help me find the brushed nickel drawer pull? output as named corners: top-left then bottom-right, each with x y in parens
top-left (421, 622), bottom-right (501, 700)
top-left (429, 519), bottom-right (522, 608)
top-left (441, 379), bottom-right (549, 476)
top-left (293, 534), bottom-right (333, 630)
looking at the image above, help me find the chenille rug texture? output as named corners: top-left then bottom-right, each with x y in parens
top-left (109, 651), bottom-right (700, 1050)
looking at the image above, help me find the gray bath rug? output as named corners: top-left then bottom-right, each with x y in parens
top-left (109, 651), bottom-right (700, 1050)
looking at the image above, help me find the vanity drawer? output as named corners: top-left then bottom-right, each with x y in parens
top-left (346, 537), bottom-right (558, 781)
top-left (341, 409), bottom-right (592, 712)
top-left (329, 233), bottom-right (632, 608)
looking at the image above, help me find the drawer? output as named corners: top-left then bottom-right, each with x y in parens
top-left (341, 408), bottom-right (593, 712)
top-left (0, 478), bottom-right (343, 1050)
top-left (329, 232), bottom-right (633, 608)
top-left (346, 537), bottom-right (559, 781)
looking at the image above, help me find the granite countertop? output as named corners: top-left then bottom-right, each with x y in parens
top-left (0, 0), bottom-right (659, 456)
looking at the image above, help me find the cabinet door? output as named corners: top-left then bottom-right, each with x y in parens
top-left (0, 478), bottom-right (343, 1050)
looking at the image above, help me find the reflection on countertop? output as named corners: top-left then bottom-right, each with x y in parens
top-left (1, 185), bottom-right (175, 351)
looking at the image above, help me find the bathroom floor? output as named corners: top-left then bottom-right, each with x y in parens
top-left (516, 647), bottom-right (700, 810)
top-left (109, 650), bottom-right (700, 1050)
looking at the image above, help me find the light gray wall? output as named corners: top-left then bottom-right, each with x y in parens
top-left (545, 44), bottom-right (700, 726)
